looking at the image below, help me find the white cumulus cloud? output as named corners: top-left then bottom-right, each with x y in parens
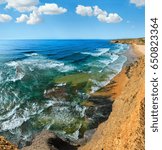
top-left (76, 5), bottom-right (93, 16)
top-left (76, 5), bottom-right (123, 24)
top-left (0, 14), bottom-right (12, 22)
top-left (130, 0), bottom-right (145, 7)
top-left (38, 3), bottom-right (67, 15)
top-left (16, 3), bottom-right (67, 25)
top-left (5, 0), bottom-right (39, 12)
top-left (16, 10), bottom-right (41, 25)
top-left (26, 10), bottom-right (41, 24)
top-left (16, 14), bottom-right (29, 23)
top-left (93, 5), bottom-right (107, 16)
top-left (97, 13), bottom-right (122, 23)
top-left (107, 13), bottom-right (123, 23)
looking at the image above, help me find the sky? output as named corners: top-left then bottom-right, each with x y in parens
top-left (0, 0), bottom-right (145, 39)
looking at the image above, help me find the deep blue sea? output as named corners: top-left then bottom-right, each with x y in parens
top-left (0, 40), bottom-right (129, 147)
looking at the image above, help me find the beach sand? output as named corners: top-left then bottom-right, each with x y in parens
top-left (80, 41), bottom-right (145, 150)
top-left (91, 42), bottom-right (144, 100)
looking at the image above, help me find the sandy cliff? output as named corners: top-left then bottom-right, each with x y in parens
top-left (80, 47), bottom-right (145, 150)
top-left (0, 136), bottom-right (18, 150)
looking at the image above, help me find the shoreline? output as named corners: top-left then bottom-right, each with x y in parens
top-left (0, 38), bottom-right (145, 150)
top-left (91, 40), bottom-right (144, 100)
top-left (22, 39), bottom-right (145, 150)
top-left (80, 39), bottom-right (145, 150)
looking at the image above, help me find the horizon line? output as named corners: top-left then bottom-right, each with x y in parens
top-left (0, 37), bottom-right (145, 41)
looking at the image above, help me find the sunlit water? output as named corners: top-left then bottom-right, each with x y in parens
top-left (0, 40), bottom-right (129, 147)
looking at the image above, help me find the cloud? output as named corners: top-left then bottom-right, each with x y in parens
top-left (16, 3), bottom-right (67, 25)
top-left (16, 10), bottom-right (41, 25)
top-left (93, 6), bottom-right (107, 16)
top-left (97, 13), bottom-right (122, 23)
top-left (107, 13), bottom-right (123, 23)
top-left (26, 10), bottom-right (41, 24)
top-left (5, 0), bottom-right (39, 12)
top-left (0, 14), bottom-right (12, 22)
top-left (38, 3), bottom-right (67, 15)
top-left (16, 14), bottom-right (29, 23)
top-left (76, 5), bottom-right (93, 16)
top-left (76, 5), bottom-right (123, 23)
top-left (130, 0), bottom-right (145, 7)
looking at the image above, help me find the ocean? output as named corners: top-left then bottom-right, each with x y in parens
top-left (0, 40), bottom-right (129, 147)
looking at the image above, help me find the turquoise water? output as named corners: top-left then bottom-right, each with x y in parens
top-left (0, 40), bottom-right (128, 147)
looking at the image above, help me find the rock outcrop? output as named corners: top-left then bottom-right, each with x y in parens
top-left (22, 131), bottom-right (78, 150)
top-left (0, 136), bottom-right (18, 150)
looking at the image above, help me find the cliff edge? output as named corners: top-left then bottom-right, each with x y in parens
top-left (80, 56), bottom-right (145, 150)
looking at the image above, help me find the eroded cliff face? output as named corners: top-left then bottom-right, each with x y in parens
top-left (80, 57), bottom-right (145, 150)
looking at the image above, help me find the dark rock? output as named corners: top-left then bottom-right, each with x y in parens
top-left (48, 137), bottom-right (78, 150)
top-left (22, 131), bottom-right (79, 150)
top-left (44, 87), bottom-right (68, 100)
top-left (74, 129), bottom-right (96, 146)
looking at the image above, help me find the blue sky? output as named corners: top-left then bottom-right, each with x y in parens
top-left (0, 0), bottom-right (145, 39)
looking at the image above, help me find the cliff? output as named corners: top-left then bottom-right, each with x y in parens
top-left (0, 136), bottom-right (18, 150)
top-left (80, 55), bottom-right (145, 150)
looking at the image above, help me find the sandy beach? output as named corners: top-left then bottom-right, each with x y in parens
top-left (80, 40), bottom-right (145, 150)
top-left (132, 44), bottom-right (145, 56)
top-left (91, 40), bottom-right (145, 100)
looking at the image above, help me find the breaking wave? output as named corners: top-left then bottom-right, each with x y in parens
top-left (82, 48), bottom-right (110, 57)
top-left (0, 40), bottom-right (129, 148)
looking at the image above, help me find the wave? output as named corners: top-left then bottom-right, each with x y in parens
top-left (85, 53), bottom-right (119, 69)
top-left (112, 44), bottom-right (129, 54)
top-left (108, 55), bottom-right (127, 73)
top-left (0, 100), bottom-right (55, 132)
top-left (0, 41), bottom-right (129, 146)
top-left (90, 79), bottom-right (113, 93)
top-left (0, 113), bottom-right (30, 131)
top-left (99, 53), bottom-right (119, 66)
top-left (57, 52), bottom-right (89, 64)
top-left (5, 55), bottom-right (76, 78)
top-left (81, 48), bottom-right (110, 57)
top-left (0, 104), bottom-right (20, 121)
top-left (89, 55), bottom-right (127, 93)
top-left (4, 61), bottom-right (25, 82)
top-left (23, 51), bottom-right (37, 54)
top-left (24, 53), bottom-right (39, 57)
top-left (0, 71), bottom-right (3, 82)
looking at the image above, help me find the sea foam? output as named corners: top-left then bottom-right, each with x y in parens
top-left (82, 48), bottom-right (110, 57)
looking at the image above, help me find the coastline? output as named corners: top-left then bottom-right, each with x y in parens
top-left (91, 39), bottom-right (145, 100)
top-left (80, 39), bottom-right (145, 150)
top-left (0, 38), bottom-right (145, 150)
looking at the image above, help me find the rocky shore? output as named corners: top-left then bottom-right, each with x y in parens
top-left (0, 136), bottom-right (18, 150)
